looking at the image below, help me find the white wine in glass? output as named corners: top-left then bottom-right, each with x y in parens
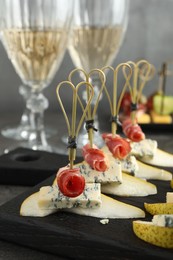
top-left (2, 29), bottom-right (66, 90)
top-left (0, 0), bottom-right (74, 152)
top-left (69, 26), bottom-right (123, 73)
top-left (68, 0), bottom-right (129, 148)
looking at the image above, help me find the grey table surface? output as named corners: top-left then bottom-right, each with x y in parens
top-left (0, 113), bottom-right (173, 260)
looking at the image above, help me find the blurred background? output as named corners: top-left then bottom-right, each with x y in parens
top-left (0, 0), bottom-right (173, 118)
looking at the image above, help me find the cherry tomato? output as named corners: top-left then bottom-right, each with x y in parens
top-left (57, 168), bottom-right (85, 198)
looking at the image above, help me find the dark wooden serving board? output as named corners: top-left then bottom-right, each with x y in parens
top-left (140, 123), bottom-right (173, 133)
top-left (0, 148), bottom-right (82, 186)
top-left (0, 174), bottom-right (173, 259)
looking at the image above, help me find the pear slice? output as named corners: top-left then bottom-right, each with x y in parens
top-left (101, 172), bottom-right (157, 197)
top-left (144, 202), bottom-right (173, 215)
top-left (133, 220), bottom-right (173, 248)
top-left (20, 192), bottom-right (145, 219)
top-left (136, 160), bottom-right (172, 180)
top-left (20, 192), bottom-right (58, 217)
top-left (171, 179), bottom-right (173, 189)
top-left (139, 148), bottom-right (173, 167)
top-left (66, 193), bottom-right (145, 219)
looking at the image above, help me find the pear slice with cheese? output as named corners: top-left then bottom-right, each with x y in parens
top-left (133, 219), bottom-right (173, 248)
top-left (20, 192), bottom-right (58, 217)
top-left (144, 202), bottom-right (173, 215)
top-left (66, 193), bottom-right (145, 219)
top-left (75, 160), bottom-right (122, 183)
top-left (20, 192), bottom-right (145, 219)
top-left (101, 145), bottom-right (172, 181)
top-left (57, 160), bottom-right (122, 184)
top-left (101, 172), bottom-right (157, 197)
top-left (101, 146), bottom-right (139, 175)
top-left (38, 183), bottom-right (101, 210)
top-left (152, 214), bottom-right (173, 227)
top-left (139, 148), bottom-right (173, 167)
top-left (130, 139), bottom-right (157, 159)
top-left (136, 160), bottom-right (172, 181)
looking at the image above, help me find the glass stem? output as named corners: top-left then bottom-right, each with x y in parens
top-left (19, 85), bottom-right (31, 128)
top-left (26, 90), bottom-right (49, 150)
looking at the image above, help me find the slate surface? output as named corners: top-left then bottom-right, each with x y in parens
top-left (0, 172), bottom-right (172, 259)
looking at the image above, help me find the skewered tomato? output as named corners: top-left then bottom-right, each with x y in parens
top-left (57, 168), bottom-right (85, 197)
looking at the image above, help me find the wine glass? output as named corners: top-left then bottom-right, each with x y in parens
top-left (1, 84), bottom-right (57, 140)
top-left (1, 84), bottom-right (32, 140)
top-left (0, 0), bottom-right (74, 152)
top-left (68, 0), bottom-right (129, 148)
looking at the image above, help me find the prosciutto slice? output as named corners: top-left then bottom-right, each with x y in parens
top-left (102, 133), bottom-right (131, 159)
top-left (82, 144), bottom-right (109, 172)
top-left (122, 118), bottom-right (145, 142)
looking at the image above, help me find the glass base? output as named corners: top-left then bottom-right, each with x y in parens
top-left (1, 125), bottom-right (57, 141)
top-left (3, 140), bottom-right (61, 155)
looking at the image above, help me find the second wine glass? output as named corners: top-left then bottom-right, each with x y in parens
top-left (68, 0), bottom-right (129, 148)
top-left (0, 0), bottom-right (74, 152)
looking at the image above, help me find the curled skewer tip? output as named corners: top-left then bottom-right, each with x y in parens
top-left (101, 63), bottom-right (132, 135)
top-left (56, 79), bottom-right (94, 168)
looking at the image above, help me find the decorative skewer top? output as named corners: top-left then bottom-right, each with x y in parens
top-left (121, 60), bottom-right (155, 142)
top-left (101, 63), bottom-right (133, 159)
top-left (125, 60), bottom-right (155, 123)
top-left (68, 68), bottom-right (106, 148)
top-left (101, 62), bottom-right (132, 135)
top-left (56, 79), bottom-right (94, 169)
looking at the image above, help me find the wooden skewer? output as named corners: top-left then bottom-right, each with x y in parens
top-left (160, 62), bottom-right (167, 115)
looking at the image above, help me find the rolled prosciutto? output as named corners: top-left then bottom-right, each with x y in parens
top-left (102, 133), bottom-right (131, 159)
top-left (122, 118), bottom-right (145, 142)
top-left (82, 144), bottom-right (109, 172)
